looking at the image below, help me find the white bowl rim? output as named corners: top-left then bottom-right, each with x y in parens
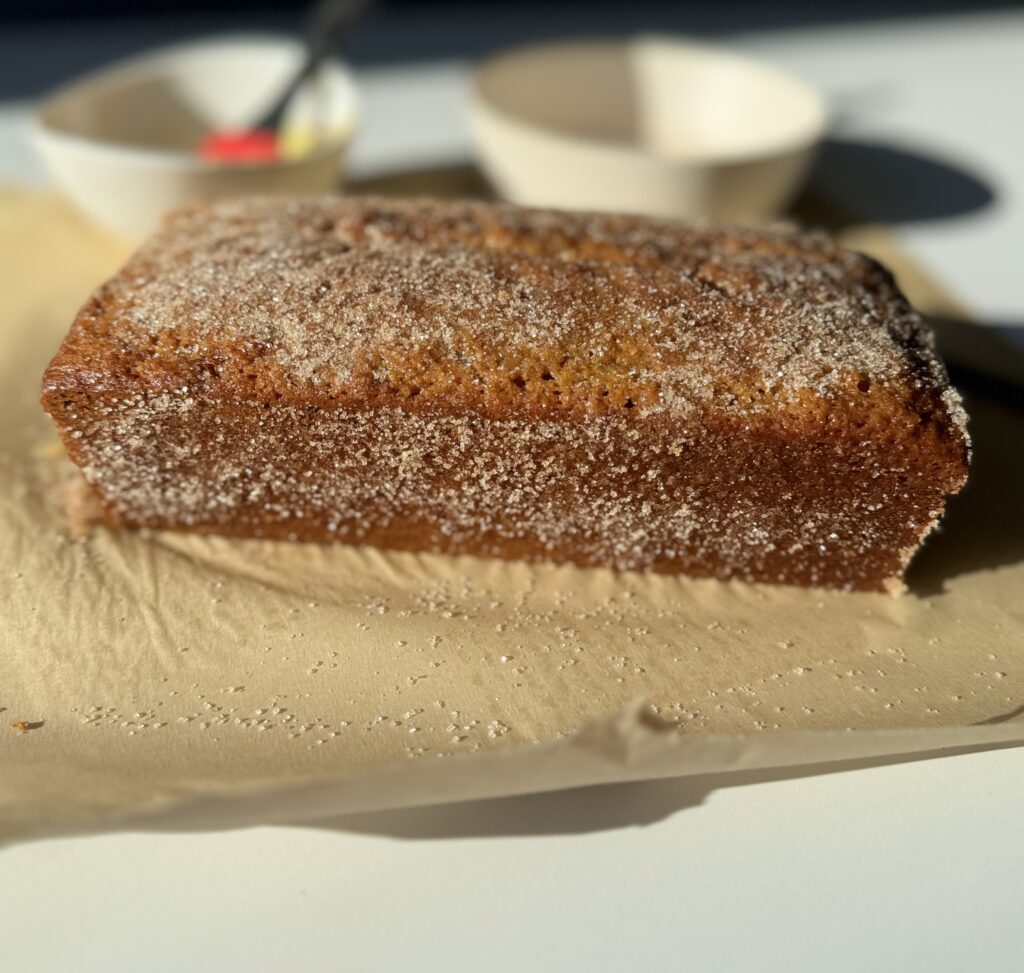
top-left (33, 33), bottom-right (360, 173)
top-left (471, 35), bottom-right (828, 166)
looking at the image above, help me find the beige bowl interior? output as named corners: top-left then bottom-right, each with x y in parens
top-left (471, 37), bottom-right (827, 220)
top-left (39, 39), bottom-right (357, 152)
top-left (34, 37), bottom-right (359, 239)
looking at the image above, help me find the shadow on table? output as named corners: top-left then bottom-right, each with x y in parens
top-left (348, 165), bottom-right (494, 200)
top-left (291, 740), bottom-right (1023, 841)
top-left (794, 136), bottom-right (996, 230)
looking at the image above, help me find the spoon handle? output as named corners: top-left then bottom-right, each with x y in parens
top-left (255, 0), bottom-right (374, 132)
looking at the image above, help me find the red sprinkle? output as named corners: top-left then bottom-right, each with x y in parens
top-left (198, 130), bottom-right (281, 164)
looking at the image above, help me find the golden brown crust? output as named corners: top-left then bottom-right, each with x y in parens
top-left (41, 196), bottom-right (969, 590)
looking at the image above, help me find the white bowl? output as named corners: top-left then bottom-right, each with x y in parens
top-left (470, 37), bottom-right (826, 221)
top-left (33, 36), bottom-right (359, 240)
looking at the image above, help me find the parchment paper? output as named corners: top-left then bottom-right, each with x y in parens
top-left (2, 190), bottom-right (1023, 846)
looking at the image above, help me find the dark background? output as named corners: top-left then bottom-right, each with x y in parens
top-left (1, 0), bottom-right (1020, 98)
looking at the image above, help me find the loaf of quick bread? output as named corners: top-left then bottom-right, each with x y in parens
top-left (41, 196), bottom-right (969, 591)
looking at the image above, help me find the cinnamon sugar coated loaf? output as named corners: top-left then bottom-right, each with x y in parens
top-left (41, 196), bottom-right (969, 591)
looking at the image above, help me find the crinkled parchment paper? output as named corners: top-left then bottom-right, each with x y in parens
top-left (2, 190), bottom-right (1023, 846)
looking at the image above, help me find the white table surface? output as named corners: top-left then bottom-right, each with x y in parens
top-left (2, 9), bottom-right (1023, 971)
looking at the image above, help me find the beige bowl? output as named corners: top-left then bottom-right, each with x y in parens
top-left (33, 36), bottom-right (359, 240)
top-left (470, 37), bottom-right (826, 221)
